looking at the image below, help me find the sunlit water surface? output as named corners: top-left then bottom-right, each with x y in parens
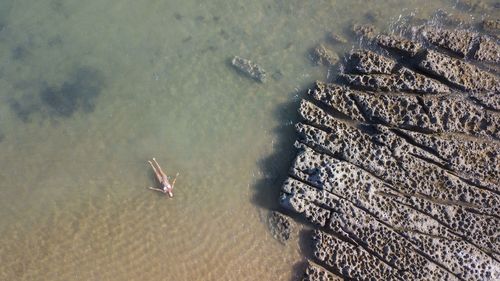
top-left (0, 0), bottom-right (493, 280)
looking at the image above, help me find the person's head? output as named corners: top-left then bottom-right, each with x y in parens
top-left (168, 190), bottom-right (174, 198)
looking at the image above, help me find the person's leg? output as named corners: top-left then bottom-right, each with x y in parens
top-left (148, 186), bottom-right (165, 193)
top-left (148, 160), bottom-right (163, 183)
top-left (152, 158), bottom-right (168, 179)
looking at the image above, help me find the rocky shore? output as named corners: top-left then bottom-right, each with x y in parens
top-left (277, 18), bottom-right (500, 281)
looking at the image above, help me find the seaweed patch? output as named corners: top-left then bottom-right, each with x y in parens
top-left (9, 66), bottom-right (105, 122)
top-left (40, 67), bottom-right (104, 117)
top-left (11, 45), bottom-right (30, 60)
top-left (9, 94), bottom-right (40, 122)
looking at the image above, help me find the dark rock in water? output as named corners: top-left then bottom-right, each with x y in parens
top-left (482, 19), bottom-right (500, 34)
top-left (326, 32), bottom-right (347, 44)
top-left (279, 17), bottom-right (500, 281)
top-left (267, 211), bottom-right (294, 243)
top-left (310, 44), bottom-right (339, 66)
top-left (352, 24), bottom-right (376, 39)
top-left (456, 0), bottom-right (487, 11)
top-left (364, 11), bottom-right (381, 23)
top-left (271, 70), bottom-right (283, 81)
top-left (47, 35), bottom-right (63, 47)
top-left (231, 56), bottom-right (266, 83)
top-left (174, 12), bottom-right (183, 21)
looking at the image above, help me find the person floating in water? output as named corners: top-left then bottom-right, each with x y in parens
top-left (147, 158), bottom-right (178, 198)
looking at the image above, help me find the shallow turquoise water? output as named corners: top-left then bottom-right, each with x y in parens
top-left (0, 0), bottom-right (495, 280)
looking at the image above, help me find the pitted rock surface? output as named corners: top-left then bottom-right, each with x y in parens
top-left (399, 129), bottom-right (500, 187)
top-left (296, 101), bottom-right (499, 214)
top-left (231, 56), bottom-right (267, 83)
top-left (472, 36), bottom-right (500, 63)
top-left (343, 48), bottom-right (450, 93)
top-left (280, 193), bottom-right (330, 227)
top-left (268, 211), bottom-right (295, 243)
top-left (341, 67), bottom-right (450, 94)
top-left (415, 26), bottom-right (499, 63)
top-left (470, 91), bottom-right (500, 110)
top-left (307, 82), bottom-right (366, 122)
top-left (313, 230), bottom-right (409, 281)
top-left (347, 49), bottom-right (396, 74)
top-left (307, 85), bottom-right (499, 139)
top-left (290, 145), bottom-right (499, 262)
top-left (419, 26), bottom-right (476, 57)
top-left (278, 19), bottom-right (500, 281)
top-left (302, 261), bottom-right (343, 281)
top-left (418, 49), bottom-right (499, 92)
top-left (482, 19), bottom-right (500, 37)
top-left (376, 34), bottom-right (423, 56)
top-left (352, 24), bottom-right (376, 39)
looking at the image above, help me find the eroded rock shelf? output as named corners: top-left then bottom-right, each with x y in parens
top-left (278, 19), bottom-right (500, 281)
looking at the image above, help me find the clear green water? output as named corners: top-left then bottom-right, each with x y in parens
top-left (0, 0), bottom-right (494, 280)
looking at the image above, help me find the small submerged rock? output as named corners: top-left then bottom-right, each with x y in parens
top-left (231, 56), bottom-right (267, 83)
top-left (267, 211), bottom-right (294, 243)
top-left (364, 11), bottom-right (381, 23)
top-left (310, 44), bottom-right (339, 66)
top-left (271, 70), bottom-right (283, 81)
top-left (352, 24), bottom-right (377, 39)
top-left (327, 32), bottom-right (347, 44)
top-left (456, 0), bottom-right (488, 11)
top-left (482, 19), bottom-right (500, 37)
top-left (483, 19), bottom-right (500, 31)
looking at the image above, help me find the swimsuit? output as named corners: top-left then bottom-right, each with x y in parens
top-left (162, 182), bottom-right (172, 192)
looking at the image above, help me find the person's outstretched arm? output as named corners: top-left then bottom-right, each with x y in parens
top-left (171, 173), bottom-right (180, 188)
top-left (148, 186), bottom-right (165, 193)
